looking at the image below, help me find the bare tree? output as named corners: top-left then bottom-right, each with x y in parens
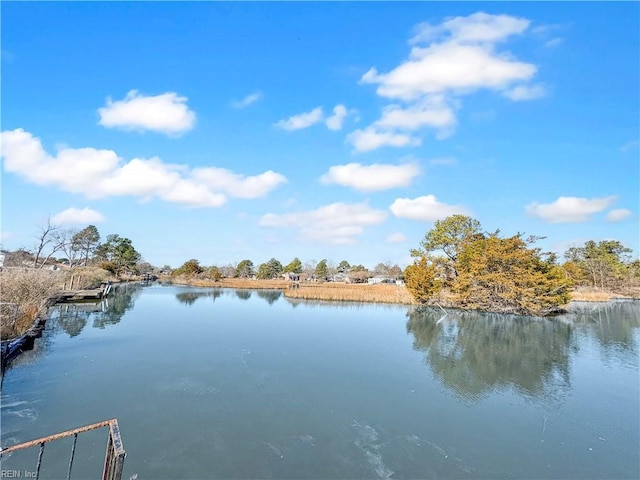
top-left (58, 228), bottom-right (81, 267)
top-left (32, 218), bottom-right (66, 268)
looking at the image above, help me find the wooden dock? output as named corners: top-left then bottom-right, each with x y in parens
top-left (55, 281), bottom-right (113, 303)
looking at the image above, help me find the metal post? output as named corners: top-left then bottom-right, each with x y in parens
top-left (35, 442), bottom-right (45, 480)
top-left (66, 433), bottom-right (78, 480)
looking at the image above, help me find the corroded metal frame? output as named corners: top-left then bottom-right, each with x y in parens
top-left (0, 418), bottom-right (126, 480)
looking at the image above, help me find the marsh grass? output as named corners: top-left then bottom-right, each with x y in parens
top-left (568, 287), bottom-right (635, 302)
top-left (283, 282), bottom-right (417, 304)
top-left (0, 268), bottom-right (63, 339)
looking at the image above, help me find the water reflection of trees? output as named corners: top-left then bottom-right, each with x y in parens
top-left (92, 283), bottom-right (142, 329)
top-left (49, 283), bottom-right (143, 335)
top-left (235, 289), bottom-right (252, 301)
top-left (406, 308), bottom-right (574, 402)
top-left (55, 307), bottom-right (89, 337)
top-left (175, 289), bottom-right (223, 306)
top-left (255, 290), bottom-right (282, 305)
top-left (568, 301), bottom-right (639, 359)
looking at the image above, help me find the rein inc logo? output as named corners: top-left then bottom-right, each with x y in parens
top-left (1, 472), bottom-right (37, 478)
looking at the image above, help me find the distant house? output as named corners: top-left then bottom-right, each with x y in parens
top-left (368, 276), bottom-right (395, 285)
top-left (332, 273), bottom-right (350, 283)
top-left (283, 272), bottom-right (300, 281)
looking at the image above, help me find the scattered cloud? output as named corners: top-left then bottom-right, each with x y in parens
top-left (192, 168), bottom-right (287, 199)
top-left (347, 128), bottom-right (421, 153)
top-left (0, 129), bottom-right (286, 208)
top-left (275, 104), bottom-right (355, 131)
top-left (428, 157), bottom-right (457, 166)
top-left (503, 84), bottom-right (546, 101)
top-left (274, 107), bottom-right (324, 131)
top-left (545, 37), bottom-right (563, 48)
top-left (606, 209), bottom-right (632, 223)
top-left (531, 24), bottom-right (562, 35)
top-left (320, 162), bottom-right (420, 191)
top-left (362, 43), bottom-right (535, 101)
top-left (386, 232), bottom-right (407, 244)
top-left (410, 12), bottom-right (530, 45)
top-left (52, 207), bottom-right (106, 226)
top-left (389, 195), bottom-right (468, 221)
top-left (325, 105), bottom-right (347, 130)
top-left (373, 95), bottom-right (457, 138)
top-left (350, 12), bottom-right (545, 151)
top-left (525, 195), bottom-right (618, 223)
top-left (259, 202), bottom-right (387, 245)
top-left (98, 90), bottom-right (196, 135)
top-left (620, 140), bottom-right (639, 153)
top-left (232, 91), bottom-right (263, 109)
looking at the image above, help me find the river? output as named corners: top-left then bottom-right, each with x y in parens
top-left (1, 283), bottom-right (638, 479)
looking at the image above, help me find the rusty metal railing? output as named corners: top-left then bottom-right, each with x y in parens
top-left (0, 419), bottom-right (125, 480)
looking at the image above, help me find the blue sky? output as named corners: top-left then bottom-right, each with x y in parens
top-left (1, 2), bottom-right (638, 269)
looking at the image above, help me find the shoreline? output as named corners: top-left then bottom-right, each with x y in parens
top-left (165, 276), bottom-right (639, 305)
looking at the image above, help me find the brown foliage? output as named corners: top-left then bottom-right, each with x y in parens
top-left (453, 235), bottom-right (571, 316)
top-left (404, 257), bottom-right (442, 305)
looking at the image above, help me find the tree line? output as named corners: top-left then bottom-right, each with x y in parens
top-left (170, 257), bottom-right (403, 283)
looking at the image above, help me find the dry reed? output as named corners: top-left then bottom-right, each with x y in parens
top-left (283, 282), bottom-right (417, 304)
top-left (0, 268), bottom-right (64, 339)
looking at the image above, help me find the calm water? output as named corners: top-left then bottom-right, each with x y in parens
top-left (1, 283), bottom-right (638, 479)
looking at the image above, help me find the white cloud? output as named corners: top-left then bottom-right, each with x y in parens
top-left (347, 127), bottom-right (421, 153)
top-left (320, 162), bottom-right (420, 191)
top-left (503, 84), bottom-right (546, 101)
top-left (389, 195), bottom-right (468, 221)
top-left (525, 196), bottom-right (618, 223)
top-left (325, 104), bottom-right (349, 131)
top-left (51, 207), bottom-right (106, 226)
top-left (275, 107), bottom-right (324, 131)
top-left (361, 42), bottom-right (536, 101)
top-left (374, 96), bottom-right (457, 134)
top-left (606, 209), bottom-right (632, 223)
top-left (259, 202), bottom-right (387, 245)
top-left (386, 232), bottom-right (407, 244)
top-left (98, 90), bottom-right (196, 135)
top-left (353, 12), bottom-right (544, 152)
top-left (191, 168), bottom-right (287, 199)
top-left (545, 37), bottom-right (563, 48)
top-left (232, 92), bottom-right (262, 109)
top-left (0, 129), bottom-right (285, 208)
top-left (410, 12), bottom-right (530, 45)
